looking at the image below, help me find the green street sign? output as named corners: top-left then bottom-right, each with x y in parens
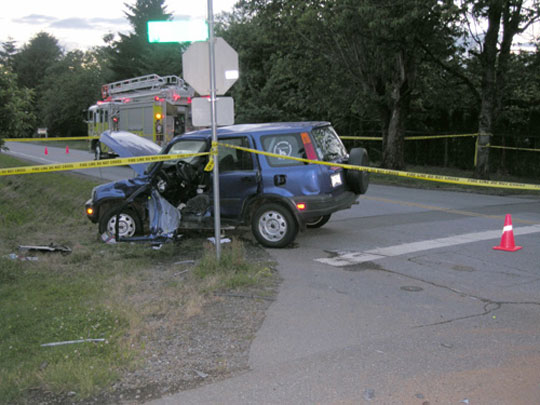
top-left (147, 20), bottom-right (208, 43)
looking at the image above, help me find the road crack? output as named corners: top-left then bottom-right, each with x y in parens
top-left (347, 261), bottom-right (540, 328)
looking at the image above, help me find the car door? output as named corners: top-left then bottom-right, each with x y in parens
top-left (216, 135), bottom-right (260, 218)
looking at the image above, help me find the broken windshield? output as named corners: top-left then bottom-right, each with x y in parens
top-left (311, 126), bottom-right (347, 161)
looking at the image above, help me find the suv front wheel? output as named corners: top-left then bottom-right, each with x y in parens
top-left (99, 207), bottom-right (142, 240)
top-left (251, 203), bottom-right (298, 248)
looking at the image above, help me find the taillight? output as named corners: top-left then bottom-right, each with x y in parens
top-left (300, 132), bottom-right (317, 160)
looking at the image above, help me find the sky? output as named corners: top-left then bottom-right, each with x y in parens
top-left (1, 0), bottom-right (238, 51)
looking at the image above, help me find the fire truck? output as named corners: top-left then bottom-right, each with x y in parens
top-left (87, 73), bottom-right (195, 159)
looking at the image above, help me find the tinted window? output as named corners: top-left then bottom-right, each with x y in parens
top-left (261, 133), bottom-right (305, 167)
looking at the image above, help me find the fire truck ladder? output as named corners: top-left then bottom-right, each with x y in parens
top-left (103, 74), bottom-right (189, 98)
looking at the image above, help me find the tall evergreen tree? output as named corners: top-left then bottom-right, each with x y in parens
top-left (12, 32), bottom-right (62, 90)
top-left (0, 38), bottom-right (18, 70)
top-left (106, 0), bottom-right (186, 81)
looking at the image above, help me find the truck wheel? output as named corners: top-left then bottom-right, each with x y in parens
top-left (305, 214), bottom-right (331, 229)
top-left (95, 145), bottom-right (102, 161)
top-left (251, 203), bottom-right (298, 248)
top-left (345, 147), bottom-right (369, 194)
top-left (99, 208), bottom-right (141, 240)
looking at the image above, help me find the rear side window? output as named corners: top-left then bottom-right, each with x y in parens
top-left (261, 133), bottom-right (305, 167)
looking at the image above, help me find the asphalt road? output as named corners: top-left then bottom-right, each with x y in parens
top-left (3, 141), bottom-right (136, 181)
top-left (151, 187), bottom-right (540, 404)
top-left (4, 142), bottom-right (540, 403)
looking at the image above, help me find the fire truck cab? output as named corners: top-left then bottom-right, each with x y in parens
top-left (87, 74), bottom-right (195, 159)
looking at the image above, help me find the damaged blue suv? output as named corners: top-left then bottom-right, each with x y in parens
top-left (85, 122), bottom-right (369, 248)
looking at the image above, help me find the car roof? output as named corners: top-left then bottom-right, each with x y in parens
top-left (177, 122), bottom-right (331, 141)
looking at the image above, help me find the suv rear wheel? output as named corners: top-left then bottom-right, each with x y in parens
top-left (305, 214), bottom-right (331, 229)
top-left (252, 203), bottom-right (298, 248)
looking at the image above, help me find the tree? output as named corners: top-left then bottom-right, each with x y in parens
top-left (106, 0), bottom-right (186, 80)
top-left (459, 0), bottom-right (540, 178)
top-left (40, 50), bottom-right (108, 137)
top-left (253, 0), bottom-right (458, 169)
top-left (10, 32), bottom-right (63, 130)
top-left (0, 66), bottom-right (36, 147)
top-left (0, 38), bottom-right (18, 70)
top-left (12, 32), bottom-right (62, 90)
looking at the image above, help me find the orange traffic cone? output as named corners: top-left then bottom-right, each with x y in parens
top-left (65, 145), bottom-right (69, 154)
top-left (493, 214), bottom-right (522, 252)
top-left (44, 147), bottom-right (48, 155)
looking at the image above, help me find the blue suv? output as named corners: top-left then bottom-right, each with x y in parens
top-left (85, 122), bottom-right (369, 248)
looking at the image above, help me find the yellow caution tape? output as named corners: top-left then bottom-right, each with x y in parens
top-left (0, 152), bottom-right (210, 176)
top-left (486, 145), bottom-right (540, 153)
top-left (4, 136), bottom-right (100, 142)
top-left (341, 133), bottom-right (479, 141)
top-left (217, 142), bottom-right (540, 191)
top-left (2, 138), bottom-right (539, 191)
top-left (404, 133), bottom-right (478, 141)
top-left (340, 136), bottom-right (383, 141)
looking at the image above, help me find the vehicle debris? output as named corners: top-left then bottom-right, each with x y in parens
top-left (174, 259), bottom-right (195, 265)
top-left (4, 253), bottom-right (39, 261)
top-left (363, 388), bottom-right (375, 401)
top-left (194, 370), bottom-right (209, 379)
top-left (41, 338), bottom-right (106, 347)
top-left (207, 237), bottom-right (231, 245)
top-left (19, 243), bottom-right (72, 254)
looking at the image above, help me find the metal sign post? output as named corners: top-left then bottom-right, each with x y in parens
top-left (207, 0), bottom-right (221, 259)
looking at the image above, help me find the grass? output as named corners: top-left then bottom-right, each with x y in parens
top-left (0, 154), bottom-right (274, 404)
top-left (193, 239), bottom-right (275, 292)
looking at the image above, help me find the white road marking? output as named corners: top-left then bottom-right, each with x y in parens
top-left (316, 225), bottom-right (540, 267)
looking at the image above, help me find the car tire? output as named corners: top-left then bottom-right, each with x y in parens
top-left (305, 214), bottom-right (331, 229)
top-left (95, 144), bottom-right (102, 161)
top-left (345, 147), bottom-right (369, 194)
top-left (251, 203), bottom-right (298, 248)
top-left (99, 207), bottom-right (141, 240)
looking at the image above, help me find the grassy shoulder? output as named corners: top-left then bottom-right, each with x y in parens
top-left (0, 154), bottom-right (276, 404)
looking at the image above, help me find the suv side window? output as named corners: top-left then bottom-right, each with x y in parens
top-left (261, 133), bottom-right (304, 167)
top-left (218, 137), bottom-right (254, 172)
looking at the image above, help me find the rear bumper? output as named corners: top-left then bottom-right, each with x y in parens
top-left (293, 191), bottom-right (358, 221)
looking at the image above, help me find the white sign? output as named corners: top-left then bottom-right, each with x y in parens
top-left (192, 97), bottom-right (234, 127)
top-left (182, 37), bottom-right (239, 95)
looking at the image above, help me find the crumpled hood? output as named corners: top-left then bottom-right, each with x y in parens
top-left (100, 130), bottom-right (161, 176)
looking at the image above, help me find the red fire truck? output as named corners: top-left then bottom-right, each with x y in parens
top-left (87, 73), bottom-right (195, 159)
